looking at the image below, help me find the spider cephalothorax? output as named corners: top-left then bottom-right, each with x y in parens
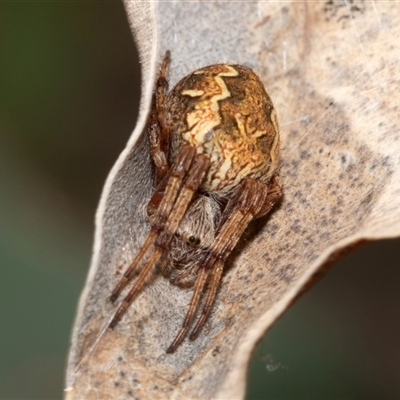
top-left (165, 195), bottom-right (220, 287)
top-left (108, 51), bottom-right (283, 352)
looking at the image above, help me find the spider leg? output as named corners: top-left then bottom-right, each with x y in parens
top-left (190, 176), bottom-right (283, 339)
top-left (149, 51), bottom-right (172, 185)
top-left (109, 146), bottom-right (210, 328)
top-left (255, 174), bottom-right (283, 218)
top-left (110, 144), bottom-right (196, 303)
top-left (167, 176), bottom-right (282, 352)
top-left (165, 267), bottom-right (208, 353)
top-left (188, 260), bottom-right (224, 341)
top-left (188, 182), bottom-right (266, 341)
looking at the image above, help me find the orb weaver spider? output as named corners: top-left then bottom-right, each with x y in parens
top-left (108, 51), bottom-right (283, 353)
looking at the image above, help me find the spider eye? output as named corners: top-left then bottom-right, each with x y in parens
top-left (187, 235), bottom-right (201, 247)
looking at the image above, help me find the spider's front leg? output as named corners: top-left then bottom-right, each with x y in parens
top-left (167, 175), bottom-right (283, 353)
top-left (108, 145), bottom-right (210, 328)
top-left (148, 51), bottom-right (172, 185)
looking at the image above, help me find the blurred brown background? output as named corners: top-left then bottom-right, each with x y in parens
top-left (1, 2), bottom-right (400, 399)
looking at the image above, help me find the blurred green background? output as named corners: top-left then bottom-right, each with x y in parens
top-left (1, 3), bottom-right (400, 399)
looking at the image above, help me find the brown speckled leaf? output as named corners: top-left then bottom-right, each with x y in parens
top-left (65, 1), bottom-right (400, 399)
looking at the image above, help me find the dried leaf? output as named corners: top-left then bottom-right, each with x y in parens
top-left (65, 1), bottom-right (400, 399)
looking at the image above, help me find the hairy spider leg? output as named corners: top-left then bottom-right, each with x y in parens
top-left (166, 178), bottom-right (272, 353)
top-left (190, 176), bottom-right (282, 341)
top-left (189, 260), bottom-right (224, 341)
top-left (110, 144), bottom-right (196, 304)
top-left (109, 146), bottom-right (210, 328)
top-left (166, 176), bottom-right (283, 352)
top-left (189, 180), bottom-right (274, 340)
top-left (255, 175), bottom-right (283, 218)
top-left (190, 176), bottom-right (282, 342)
top-left (149, 50), bottom-right (172, 185)
top-left (165, 267), bottom-right (208, 353)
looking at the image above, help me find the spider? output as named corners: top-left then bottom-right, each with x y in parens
top-left (108, 51), bottom-right (283, 353)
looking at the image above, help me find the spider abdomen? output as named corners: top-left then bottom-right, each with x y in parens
top-left (167, 64), bottom-right (280, 194)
